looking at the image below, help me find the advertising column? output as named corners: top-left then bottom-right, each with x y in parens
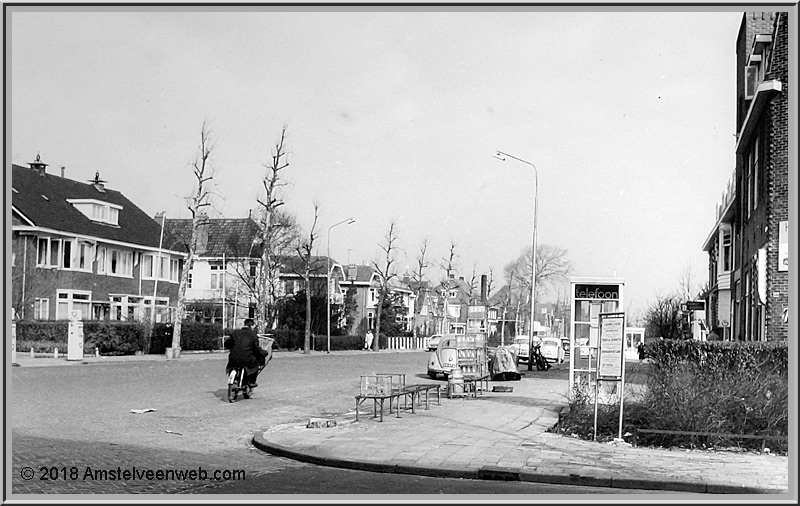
top-left (569, 277), bottom-right (624, 392)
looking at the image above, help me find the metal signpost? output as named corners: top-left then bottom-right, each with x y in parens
top-left (593, 312), bottom-right (626, 442)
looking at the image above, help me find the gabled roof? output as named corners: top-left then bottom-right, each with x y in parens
top-left (279, 255), bottom-right (334, 277)
top-left (11, 163), bottom-right (163, 248)
top-left (164, 218), bottom-right (262, 257)
top-left (341, 264), bottom-right (378, 284)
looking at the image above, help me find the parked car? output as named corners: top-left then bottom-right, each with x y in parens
top-left (427, 335), bottom-right (459, 378)
top-left (540, 337), bottom-right (565, 363)
top-left (511, 336), bottom-right (530, 364)
top-left (426, 334), bottom-right (443, 351)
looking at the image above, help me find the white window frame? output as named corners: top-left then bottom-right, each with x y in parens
top-left (210, 264), bottom-right (224, 290)
top-left (66, 199), bottom-right (123, 226)
top-left (143, 253), bottom-right (179, 282)
top-left (97, 246), bottom-right (107, 274)
top-left (36, 237), bottom-right (61, 268)
top-left (56, 289), bottom-right (92, 320)
top-left (34, 298), bottom-right (50, 320)
top-left (101, 248), bottom-right (133, 278)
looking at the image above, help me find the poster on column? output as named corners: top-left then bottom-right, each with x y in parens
top-left (598, 312), bottom-right (625, 379)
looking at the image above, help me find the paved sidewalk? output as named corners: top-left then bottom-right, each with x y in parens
top-left (252, 377), bottom-right (790, 495)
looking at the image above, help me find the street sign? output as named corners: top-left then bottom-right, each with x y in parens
top-left (598, 312), bottom-right (625, 380)
top-left (685, 301), bottom-right (705, 311)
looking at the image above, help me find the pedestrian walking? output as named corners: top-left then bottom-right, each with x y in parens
top-left (364, 329), bottom-right (374, 350)
top-left (637, 341), bottom-right (645, 360)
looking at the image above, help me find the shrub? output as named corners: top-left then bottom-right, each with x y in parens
top-left (15, 321), bottom-right (68, 344)
top-left (17, 339), bottom-right (64, 354)
top-left (84, 322), bottom-right (145, 355)
top-left (557, 339), bottom-right (788, 453)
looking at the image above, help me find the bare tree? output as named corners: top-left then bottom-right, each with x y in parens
top-left (410, 238), bottom-right (430, 339)
top-left (504, 243), bottom-right (571, 332)
top-left (222, 210), bottom-right (298, 330)
top-left (439, 240), bottom-right (459, 283)
top-left (678, 263), bottom-right (700, 302)
top-left (371, 220), bottom-right (400, 351)
top-left (295, 203), bottom-right (320, 354)
top-left (171, 122), bottom-right (216, 356)
top-left (644, 292), bottom-right (683, 340)
top-left (253, 125), bottom-right (292, 333)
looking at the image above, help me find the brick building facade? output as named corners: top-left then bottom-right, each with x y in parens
top-left (704, 12), bottom-right (789, 342)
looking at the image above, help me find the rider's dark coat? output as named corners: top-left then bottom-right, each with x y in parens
top-left (225, 327), bottom-right (267, 376)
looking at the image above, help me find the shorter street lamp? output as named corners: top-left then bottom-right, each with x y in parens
top-left (327, 218), bottom-right (355, 354)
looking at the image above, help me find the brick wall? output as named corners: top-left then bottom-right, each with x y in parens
top-left (765, 12), bottom-right (789, 341)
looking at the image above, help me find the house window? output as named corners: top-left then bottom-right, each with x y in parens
top-left (34, 298), bottom-right (49, 320)
top-left (77, 242), bottom-right (92, 271)
top-left (369, 288), bottom-right (377, 303)
top-left (62, 240), bottom-right (72, 269)
top-left (753, 134), bottom-right (760, 210)
top-left (102, 248), bottom-right (133, 277)
top-left (449, 289), bottom-right (458, 298)
top-left (37, 237), bottom-right (63, 268)
top-left (721, 229), bottom-right (732, 272)
top-left (143, 254), bottom-right (179, 281)
top-left (97, 247), bottom-right (107, 274)
top-left (187, 272), bottom-right (193, 288)
top-left (66, 199), bottom-right (122, 226)
top-left (56, 290), bottom-right (91, 320)
top-left (170, 259), bottom-right (179, 282)
top-left (210, 264), bottom-right (224, 290)
top-left (448, 305), bottom-right (461, 318)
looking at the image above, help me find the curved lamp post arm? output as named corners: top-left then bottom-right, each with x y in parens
top-left (327, 218), bottom-right (355, 354)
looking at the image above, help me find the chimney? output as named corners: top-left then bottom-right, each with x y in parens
top-left (196, 212), bottom-right (210, 253)
top-left (88, 171), bottom-right (106, 193)
top-left (480, 274), bottom-right (488, 303)
top-left (61, 166), bottom-right (65, 178)
top-left (29, 153), bottom-right (48, 176)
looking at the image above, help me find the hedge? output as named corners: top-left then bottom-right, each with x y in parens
top-left (645, 339), bottom-right (788, 376)
top-left (14, 320), bottom-right (225, 356)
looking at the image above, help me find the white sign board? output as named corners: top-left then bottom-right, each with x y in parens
top-left (779, 221), bottom-right (788, 272)
top-left (598, 312), bottom-right (625, 379)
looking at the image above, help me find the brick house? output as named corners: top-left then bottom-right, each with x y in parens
top-left (163, 216), bottom-right (335, 329)
top-left (337, 264), bottom-right (414, 336)
top-left (11, 157), bottom-right (183, 322)
top-left (703, 12), bottom-right (788, 341)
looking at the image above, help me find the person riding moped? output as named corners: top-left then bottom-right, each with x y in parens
top-left (225, 319), bottom-right (271, 388)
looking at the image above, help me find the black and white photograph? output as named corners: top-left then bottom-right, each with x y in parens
top-left (6, 3), bottom-right (795, 501)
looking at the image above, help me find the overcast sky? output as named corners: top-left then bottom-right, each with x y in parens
top-left (9, 7), bottom-right (746, 316)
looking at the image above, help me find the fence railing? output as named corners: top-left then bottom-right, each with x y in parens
top-left (632, 428), bottom-right (786, 453)
top-left (385, 336), bottom-right (428, 350)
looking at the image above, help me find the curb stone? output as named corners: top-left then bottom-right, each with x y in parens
top-left (253, 427), bottom-right (784, 493)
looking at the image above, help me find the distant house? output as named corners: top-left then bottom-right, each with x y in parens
top-left (337, 264), bottom-right (415, 336)
top-left (164, 216), bottom-right (335, 329)
top-left (11, 156), bottom-right (183, 322)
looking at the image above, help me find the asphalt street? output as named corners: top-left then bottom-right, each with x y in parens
top-left (11, 349), bottom-right (661, 496)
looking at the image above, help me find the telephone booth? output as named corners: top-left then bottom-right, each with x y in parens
top-left (568, 277), bottom-right (624, 392)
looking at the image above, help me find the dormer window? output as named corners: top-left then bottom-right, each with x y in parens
top-left (744, 33), bottom-right (774, 100)
top-left (67, 199), bottom-right (122, 226)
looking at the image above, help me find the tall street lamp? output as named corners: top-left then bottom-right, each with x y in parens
top-left (327, 218), bottom-right (355, 354)
top-left (494, 150), bottom-right (538, 371)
